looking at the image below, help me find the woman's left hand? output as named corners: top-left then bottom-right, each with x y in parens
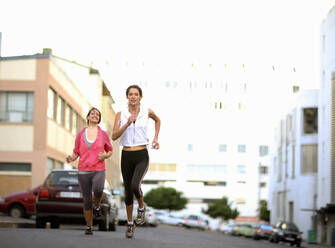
top-left (98, 152), bottom-right (106, 161)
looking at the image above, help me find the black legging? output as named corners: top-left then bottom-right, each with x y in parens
top-left (121, 149), bottom-right (149, 205)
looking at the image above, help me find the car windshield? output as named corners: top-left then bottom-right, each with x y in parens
top-left (284, 222), bottom-right (299, 231)
top-left (46, 171), bottom-right (79, 186)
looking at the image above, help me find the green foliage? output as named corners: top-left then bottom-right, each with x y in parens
top-left (144, 187), bottom-right (188, 211)
top-left (259, 200), bottom-right (270, 222)
top-left (202, 196), bottom-right (239, 220)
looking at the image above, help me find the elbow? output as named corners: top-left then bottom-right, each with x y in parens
top-left (111, 134), bottom-right (117, 141)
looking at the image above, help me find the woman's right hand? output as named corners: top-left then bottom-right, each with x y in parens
top-left (66, 155), bottom-right (73, 163)
top-left (127, 115), bottom-right (137, 125)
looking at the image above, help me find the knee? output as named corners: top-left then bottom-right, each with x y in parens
top-left (131, 183), bottom-right (140, 195)
top-left (94, 188), bottom-right (103, 199)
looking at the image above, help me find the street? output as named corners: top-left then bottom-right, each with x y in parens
top-left (0, 223), bottom-right (319, 248)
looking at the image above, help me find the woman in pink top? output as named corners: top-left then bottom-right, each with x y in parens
top-left (66, 107), bottom-right (113, 235)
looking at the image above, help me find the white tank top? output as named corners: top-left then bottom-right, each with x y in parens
top-left (119, 106), bottom-right (149, 147)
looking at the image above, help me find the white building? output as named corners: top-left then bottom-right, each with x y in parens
top-left (269, 89), bottom-right (319, 240)
top-left (106, 62), bottom-right (300, 220)
top-left (316, 5), bottom-right (335, 245)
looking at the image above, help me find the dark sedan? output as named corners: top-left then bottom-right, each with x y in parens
top-left (269, 221), bottom-right (302, 247)
top-left (35, 169), bottom-right (119, 231)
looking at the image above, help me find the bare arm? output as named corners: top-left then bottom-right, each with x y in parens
top-left (112, 112), bottom-right (135, 141)
top-left (66, 153), bottom-right (79, 163)
top-left (149, 108), bottom-right (161, 149)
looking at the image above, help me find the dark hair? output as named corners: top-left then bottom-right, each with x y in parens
top-left (86, 107), bottom-right (101, 125)
top-left (126, 85), bottom-right (143, 97)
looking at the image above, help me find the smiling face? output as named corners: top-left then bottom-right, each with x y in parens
top-left (127, 87), bottom-right (142, 106)
top-left (86, 108), bottom-right (101, 125)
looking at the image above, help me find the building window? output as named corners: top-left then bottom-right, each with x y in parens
top-left (301, 144), bottom-right (318, 174)
top-left (259, 145), bottom-right (269, 156)
top-left (0, 91), bottom-right (34, 122)
top-left (47, 88), bottom-right (56, 119)
top-left (187, 144), bottom-right (193, 151)
top-left (235, 198), bottom-right (246, 204)
top-left (303, 108), bottom-right (318, 134)
top-left (260, 166), bottom-right (268, 175)
top-left (47, 158), bottom-right (54, 175)
top-left (56, 96), bottom-right (65, 126)
top-left (260, 182), bottom-right (266, 187)
top-left (237, 165), bottom-right (246, 174)
top-left (291, 145), bottom-right (295, 178)
top-left (0, 162), bottom-right (32, 172)
top-left (65, 104), bottom-right (72, 131)
top-left (72, 111), bottom-right (77, 135)
top-left (219, 144), bottom-right (227, 152)
top-left (55, 161), bottom-right (63, 169)
top-left (237, 144), bottom-right (246, 153)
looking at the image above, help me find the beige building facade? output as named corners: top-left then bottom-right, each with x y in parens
top-left (0, 50), bottom-right (121, 197)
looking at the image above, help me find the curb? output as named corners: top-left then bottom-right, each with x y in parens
top-left (0, 221), bottom-right (35, 228)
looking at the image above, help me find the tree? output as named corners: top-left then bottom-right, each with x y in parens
top-left (144, 186), bottom-right (188, 211)
top-left (259, 200), bottom-right (270, 222)
top-left (202, 196), bottom-right (239, 220)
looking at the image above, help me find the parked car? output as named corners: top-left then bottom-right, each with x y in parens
top-left (269, 221), bottom-right (302, 247)
top-left (0, 185), bottom-right (40, 218)
top-left (154, 211), bottom-right (185, 226)
top-left (35, 169), bottom-right (119, 231)
top-left (219, 223), bottom-right (234, 234)
top-left (118, 203), bottom-right (158, 227)
top-left (238, 224), bottom-right (254, 237)
top-left (253, 223), bottom-right (273, 240)
top-left (231, 223), bottom-right (243, 236)
top-left (183, 214), bottom-right (207, 230)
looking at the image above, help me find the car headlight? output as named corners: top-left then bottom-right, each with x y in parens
top-left (0, 197), bottom-right (4, 203)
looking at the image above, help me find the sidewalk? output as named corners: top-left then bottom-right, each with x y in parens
top-left (0, 213), bottom-right (35, 228)
top-left (303, 241), bottom-right (332, 248)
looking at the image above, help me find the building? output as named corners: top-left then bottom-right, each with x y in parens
top-left (317, 5), bottom-right (335, 245)
top-left (0, 48), bottom-right (121, 197)
top-left (106, 62), bottom-right (298, 219)
top-left (269, 89), bottom-right (319, 240)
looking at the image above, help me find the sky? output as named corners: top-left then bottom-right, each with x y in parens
top-left (1, 0), bottom-right (335, 90)
top-left (1, 0), bottom-right (335, 126)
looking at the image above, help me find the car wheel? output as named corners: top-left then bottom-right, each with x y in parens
top-left (109, 215), bottom-right (117, 231)
top-left (9, 205), bottom-right (25, 218)
top-left (99, 210), bottom-right (109, 231)
top-left (36, 217), bottom-right (46, 228)
top-left (50, 219), bottom-right (60, 229)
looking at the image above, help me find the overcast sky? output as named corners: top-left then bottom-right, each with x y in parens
top-left (1, 0), bottom-right (335, 96)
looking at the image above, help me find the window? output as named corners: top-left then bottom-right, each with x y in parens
top-left (260, 166), bottom-right (268, 175)
top-left (72, 111), bottom-right (77, 135)
top-left (47, 158), bottom-right (54, 175)
top-left (301, 144), bottom-right (318, 174)
top-left (260, 182), bottom-right (266, 187)
top-left (0, 162), bottom-right (31, 172)
top-left (303, 108), bottom-right (318, 134)
top-left (55, 161), bottom-right (63, 170)
top-left (237, 165), bottom-right (246, 174)
top-left (56, 96), bottom-right (65, 126)
top-left (237, 144), bottom-right (246, 153)
top-left (187, 144), bottom-right (193, 151)
top-left (259, 145), bottom-right (269, 156)
top-left (219, 144), bottom-right (227, 152)
top-left (0, 91), bottom-right (34, 122)
top-left (47, 88), bottom-right (56, 119)
top-left (65, 104), bottom-right (72, 131)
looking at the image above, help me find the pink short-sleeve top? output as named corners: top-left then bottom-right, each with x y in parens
top-left (73, 126), bottom-right (113, 171)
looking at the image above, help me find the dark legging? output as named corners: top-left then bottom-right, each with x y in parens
top-left (78, 170), bottom-right (105, 210)
top-left (121, 149), bottom-right (149, 205)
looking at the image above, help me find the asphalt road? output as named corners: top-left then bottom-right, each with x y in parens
top-left (0, 223), bottom-right (316, 248)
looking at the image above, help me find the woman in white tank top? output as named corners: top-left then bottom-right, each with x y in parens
top-left (112, 85), bottom-right (161, 238)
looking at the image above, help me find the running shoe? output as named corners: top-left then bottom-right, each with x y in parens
top-left (126, 223), bottom-right (135, 238)
top-left (85, 226), bottom-right (93, 235)
top-left (135, 207), bottom-right (146, 225)
top-left (93, 206), bottom-right (102, 218)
